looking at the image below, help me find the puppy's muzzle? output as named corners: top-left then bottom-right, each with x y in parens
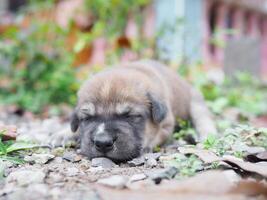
top-left (94, 134), bottom-right (115, 153)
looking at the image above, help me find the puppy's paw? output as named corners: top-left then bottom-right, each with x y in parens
top-left (48, 128), bottom-right (78, 148)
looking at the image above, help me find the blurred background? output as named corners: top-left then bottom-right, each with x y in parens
top-left (0, 0), bottom-right (267, 122)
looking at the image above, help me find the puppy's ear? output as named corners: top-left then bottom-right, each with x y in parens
top-left (147, 93), bottom-right (167, 123)
top-left (70, 111), bottom-right (80, 132)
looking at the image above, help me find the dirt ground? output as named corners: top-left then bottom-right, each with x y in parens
top-left (0, 110), bottom-right (267, 200)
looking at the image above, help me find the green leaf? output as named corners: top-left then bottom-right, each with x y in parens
top-left (6, 142), bottom-right (41, 154)
top-left (0, 156), bottom-right (25, 164)
top-left (203, 134), bottom-right (217, 149)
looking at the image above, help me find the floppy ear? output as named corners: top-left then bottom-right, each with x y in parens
top-left (70, 111), bottom-right (80, 132)
top-left (147, 93), bottom-right (167, 123)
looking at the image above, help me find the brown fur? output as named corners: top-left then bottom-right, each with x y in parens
top-left (75, 60), bottom-right (217, 151)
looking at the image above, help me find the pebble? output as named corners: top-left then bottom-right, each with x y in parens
top-left (127, 156), bottom-right (145, 167)
top-left (49, 172), bottom-right (64, 183)
top-left (127, 179), bottom-right (155, 190)
top-left (97, 175), bottom-right (128, 189)
top-left (91, 157), bottom-right (117, 168)
top-left (245, 146), bottom-right (266, 154)
top-left (145, 158), bottom-right (157, 168)
top-left (51, 147), bottom-right (65, 157)
top-left (87, 166), bottom-right (104, 173)
top-left (146, 167), bottom-right (179, 184)
top-left (63, 152), bottom-right (82, 162)
top-left (80, 159), bottom-right (91, 170)
top-left (7, 169), bottom-right (46, 186)
top-left (128, 173), bottom-right (147, 183)
top-left (27, 183), bottom-right (49, 197)
top-left (53, 157), bottom-right (63, 164)
top-left (24, 153), bottom-right (55, 164)
top-left (65, 167), bottom-right (79, 177)
top-left (144, 152), bottom-right (162, 161)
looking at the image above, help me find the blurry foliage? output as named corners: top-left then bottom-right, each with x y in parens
top-left (0, 0), bottom-right (151, 113)
top-left (84, 0), bottom-right (150, 38)
top-left (173, 64), bottom-right (267, 142)
top-left (188, 66), bottom-right (267, 116)
top-left (77, 0), bottom-right (152, 64)
top-left (203, 125), bottom-right (267, 156)
top-left (163, 154), bottom-right (203, 177)
top-left (165, 124), bottom-right (267, 178)
top-left (0, 18), bottom-right (78, 112)
top-left (173, 119), bottom-right (196, 141)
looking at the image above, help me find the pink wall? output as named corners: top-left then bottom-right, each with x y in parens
top-left (204, 0), bottom-right (267, 77)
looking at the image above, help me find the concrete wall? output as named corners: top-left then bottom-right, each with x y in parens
top-left (155, 0), bottom-right (203, 64)
top-left (155, 0), bottom-right (185, 63)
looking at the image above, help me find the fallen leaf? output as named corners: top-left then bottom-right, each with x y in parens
top-left (223, 157), bottom-right (267, 179)
top-left (178, 147), bottom-right (221, 164)
top-left (95, 170), bottom-right (267, 200)
top-left (257, 151), bottom-right (267, 160)
top-left (245, 151), bottom-right (267, 163)
top-left (154, 170), bottom-right (240, 194)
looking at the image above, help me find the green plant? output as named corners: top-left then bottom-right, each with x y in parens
top-left (173, 119), bottom-right (197, 141)
top-left (81, 0), bottom-right (152, 64)
top-left (0, 11), bottom-right (78, 113)
top-left (203, 125), bottom-right (267, 156)
top-left (164, 154), bottom-right (203, 177)
top-left (0, 131), bottom-right (40, 164)
top-left (0, 0), bottom-right (154, 113)
top-left (188, 66), bottom-right (267, 117)
top-left (84, 0), bottom-right (150, 38)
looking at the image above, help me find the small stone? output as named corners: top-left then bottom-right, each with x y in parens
top-left (88, 166), bottom-right (104, 173)
top-left (27, 183), bottom-right (49, 197)
top-left (65, 167), bottom-right (79, 177)
top-left (145, 158), bottom-right (157, 168)
top-left (146, 167), bottom-right (178, 184)
top-left (91, 157), bottom-right (117, 168)
top-left (7, 169), bottom-right (46, 186)
top-left (5, 188), bottom-right (27, 200)
top-left (53, 157), bottom-right (63, 164)
top-left (63, 152), bottom-right (82, 162)
top-left (128, 173), bottom-right (147, 183)
top-left (246, 146), bottom-right (265, 155)
top-left (257, 151), bottom-right (267, 160)
top-left (97, 175), bottom-right (128, 189)
top-left (0, 125), bottom-right (17, 141)
top-left (49, 172), bottom-right (64, 183)
top-left (144, 152), bottom-right (162, 161)
top-left (51, 147), bottom-right (65, 157)
top-left (24, 153), bottom-right (55, 164)
top-left (80, 159), bottom-right (90, 170)
top-left (127, 179), bottom-right (155, 190)
top-left (127, 156), bottom-right (145, 167)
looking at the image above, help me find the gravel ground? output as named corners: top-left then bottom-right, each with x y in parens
top-left (0, 110), bottom-right (266, 200)
top-left (0, 111), bottom-right (179, 200)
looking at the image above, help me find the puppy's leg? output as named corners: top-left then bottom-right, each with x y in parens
top-left (190, 88), bottom-right (217, 141)
top-left (144, 114), bottom-right (175, 152)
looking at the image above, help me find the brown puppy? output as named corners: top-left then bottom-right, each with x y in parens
top-left (56, 60), bottom-right (217, 162)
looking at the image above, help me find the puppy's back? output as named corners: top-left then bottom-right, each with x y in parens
top-left (121, 60), bottom-right (192, 120)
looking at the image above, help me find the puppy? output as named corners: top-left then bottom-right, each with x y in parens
top-left (56, 60), bottom-right (217, 162)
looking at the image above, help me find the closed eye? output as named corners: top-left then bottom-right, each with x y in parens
top-left (82, 114), bottom-right (95, 121)
top-left (121, 113), bottom-right (143, 119)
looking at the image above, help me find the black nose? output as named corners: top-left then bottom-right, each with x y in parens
top-left (94, 136), bottom-right (114, 153)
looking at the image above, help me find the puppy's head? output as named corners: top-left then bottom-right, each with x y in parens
top-left (71, 73), bottom-right (167, 162)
